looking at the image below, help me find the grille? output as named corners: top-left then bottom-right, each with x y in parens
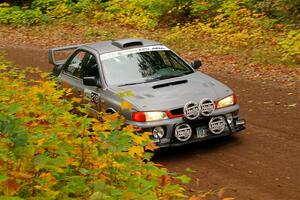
top-left (169, 108), bottom-right (183, 116)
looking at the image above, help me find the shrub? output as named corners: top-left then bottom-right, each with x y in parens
top-left (0, 3), bottom-right (43, 25)
top-left (31, 0), bottom-right (72, 18)
top-left (95, 0), bottom-right (173, 29)
top-left (279, 30), bottom-right (300, 63)
top-left (165, 0), bottom-right (275, 54)
top-left (0, 54), bottom-right (187, 199)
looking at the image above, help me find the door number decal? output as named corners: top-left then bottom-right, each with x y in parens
top-left (90, 92), bottom-right (99, 103)
top-left (84, 89), bottom-right (99, 104)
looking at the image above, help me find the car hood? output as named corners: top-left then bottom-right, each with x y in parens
top-left (108, 72), bottom-right (233, 111)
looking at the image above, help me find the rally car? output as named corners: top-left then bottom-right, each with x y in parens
top-left (49, 38), bottom-right (246, 147)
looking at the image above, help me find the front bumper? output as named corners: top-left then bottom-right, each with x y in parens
top-left (127, 106), bottom-right (246, 148)
top-left (156, 117), bottom-right (245, 148)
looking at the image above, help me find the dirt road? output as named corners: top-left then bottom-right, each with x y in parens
top-left (1, 46), bottom-right (299, 200)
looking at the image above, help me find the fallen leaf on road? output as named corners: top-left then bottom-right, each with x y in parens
top-left (185, 167), bottom-right (195, 173)
top-left (263, 101), bottom-right (273, 104)
top-left (287, 103), bottom-right (297, 107)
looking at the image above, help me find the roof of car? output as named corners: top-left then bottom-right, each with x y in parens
top-left (83, 38), bottom-right (162, 54)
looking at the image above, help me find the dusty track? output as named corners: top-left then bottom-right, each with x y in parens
top-left (1, 46), bottom-right (299, 200)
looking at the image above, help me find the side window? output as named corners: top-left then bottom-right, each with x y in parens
top-left (81, 53), bottom-right (100, 79)
top-left (64, 51), bottom-right (86, 78)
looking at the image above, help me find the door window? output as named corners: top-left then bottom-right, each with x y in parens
top-left (64, 51), bottom-right (100, 79)
top-left (64, 51), bottom-right (86, 78)
top-left (81, 53), bottom-right (100, 79)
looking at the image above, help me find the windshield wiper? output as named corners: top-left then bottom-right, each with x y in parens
top-left (118, 81), bottom-right (148, 87)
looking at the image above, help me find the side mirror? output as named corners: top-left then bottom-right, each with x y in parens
top-left (191, 60), bottom-right (202, 69)
top-left (83, 76), bottom-right (101, 87)
top-left (52, 65), bottom-right (62, 76)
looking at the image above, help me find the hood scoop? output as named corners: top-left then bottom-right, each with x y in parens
top-left (152, 80), bottom-right (188, 89)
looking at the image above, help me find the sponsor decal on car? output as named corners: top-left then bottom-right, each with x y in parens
top-left (183, 98), bottom-right (215, 120)
top-left (100, 45), bottom-right (170, 60)
top-left (209, 116), bottom-right (226, 134)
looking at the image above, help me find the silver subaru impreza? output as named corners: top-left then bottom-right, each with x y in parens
top-left (49, 38), bottom-right (246, 147)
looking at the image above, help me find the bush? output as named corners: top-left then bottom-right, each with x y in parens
top-left (95, 0), bottom-right (175, 29)
top-left (165, 0), bottom-right (277, 53)
top-left (0, 3), bottom-right (43, 25)
top-left (0, 54), bottom-right (188, 199)
top-left (279, 30), bottom-right (300, 63)
top-left (31, 0), bottom-right (72, 18)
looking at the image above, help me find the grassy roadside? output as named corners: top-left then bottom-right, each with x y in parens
top-left (0, 20), bottom-right (298, 89)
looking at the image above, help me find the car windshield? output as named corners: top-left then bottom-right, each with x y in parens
top-left (100, 49), bottom-right (194, 86)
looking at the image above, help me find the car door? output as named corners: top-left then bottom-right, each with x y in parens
top-left (60, 50), bottom-right (86, 96)
top-left (60, 49), bottom-right (102, 117)
top-left (80, 52), bottom-right (102, 118)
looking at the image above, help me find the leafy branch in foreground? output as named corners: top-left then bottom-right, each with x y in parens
top-left (0, 54), bottom-right (187, 199)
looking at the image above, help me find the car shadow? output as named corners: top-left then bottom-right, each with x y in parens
top-left (152, 135), bottom-right (242, 162)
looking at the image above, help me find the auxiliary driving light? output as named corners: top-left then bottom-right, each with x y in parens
top-left (153, 126), bottom-right (165, 139)
top-left (225, 113), bottom-right (233, 124)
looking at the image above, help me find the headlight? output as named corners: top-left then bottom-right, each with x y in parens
top-left (145, 112), bottom-right (168, 121)
top-left (132, 111), bottom-right (168, 122)
top-left (153, 127), bottom-right (165, 139)
top-left (215, 94), bottom-right (237, 109)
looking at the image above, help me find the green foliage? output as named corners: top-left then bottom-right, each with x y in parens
top-left (279, 30), bottom-right (300, 62)
top-left (0, 54), bottom-right (188, 199)
top-left (247, 0), bottom-right (300, 23)
top-left (164, 0), bottom-right (300, 64)
top-left (72, 0), bottom-right (101, 15)
top-left (95, 0), bottom-right (176, 29)
top-left (0, 3), bottom-right (43, 25)
top-left (31, 0), bottom-right (72, 18)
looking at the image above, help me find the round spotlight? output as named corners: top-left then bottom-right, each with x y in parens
top-left (174, 123), bottom-right (192, 142)
top-left (153, 127), bottom-right (165, 139)
top-left (209, 116), bottom-right (225, 134)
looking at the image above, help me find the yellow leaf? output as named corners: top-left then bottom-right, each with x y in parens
top-left (97, 162), bottom-right (108, 169)
top-left (131, 132), bottom-right (150, 145)
top-left (102, 112), bottom-right (119, 121)
top-left (121, 101), bottom-right (132, 111)
top-left (122, 191), bottom-right (137, 200)
top-left (132, 135), bottom-right (145, 145)
top-left (223, 198), bottom-right (235, 200)
top-left (122, 124), bottom-right (135, 132)
top-left (37, 138), bottom-right (46, 146)
top-left (93, 123), bottom-right (104, 132)
top-left (39, 172), bottom-right (51, 178)
top-left (145, 142), bottom-right (158, 151)
top-left (40, 72), bottom-right (49, 78)
top-left (0, 64), bottom-right (8, 70)
top-left (112, 161), bottom-right (125, 169)
top-left (128, 146), bottom-right (144, 157)
top-left (34, 185), bottom-right (47, 191)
